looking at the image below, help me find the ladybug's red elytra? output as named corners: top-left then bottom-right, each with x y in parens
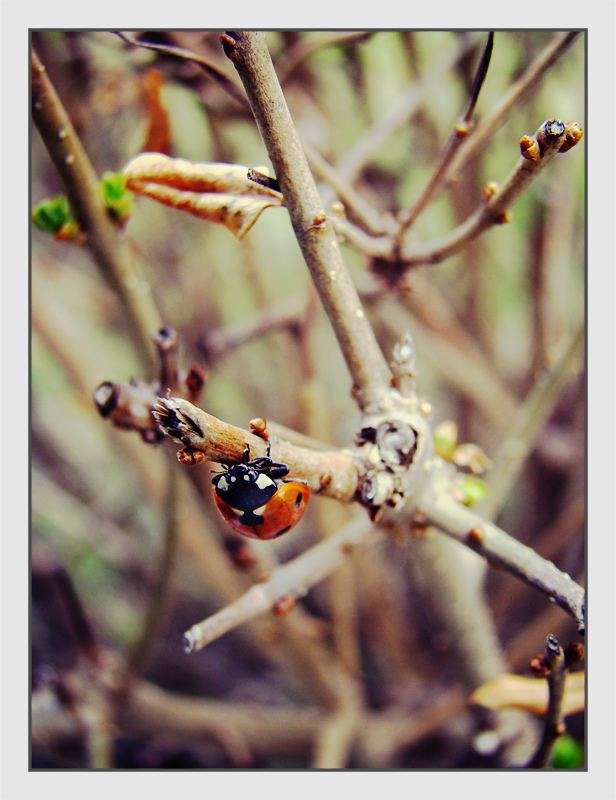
top-left (212, 449), bottom-right (310, 540)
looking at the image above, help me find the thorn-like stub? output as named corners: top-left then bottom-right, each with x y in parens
top-left (177, 446), bottom-right (207, 465)
top-left (220, 33), bottom-right (239, 59)
top-left (93, 381), bottom-right (118, 418)
top-left (183, 631), bottom-right (196, 654)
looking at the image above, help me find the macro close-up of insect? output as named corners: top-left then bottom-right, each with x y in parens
top-left (212, 448), bottom-right (311, 539)
top-left (24, 19), bottom-right (600, 792)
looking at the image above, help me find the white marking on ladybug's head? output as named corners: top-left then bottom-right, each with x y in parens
top-left (229, 475), bottom-right (236, 482)
top-left (253, 504), bottom-right (266, 515)
top-left (243, 474), bottom-right (251, 481)
top-left (256, 473), bottom-right (273, 489)
top-left (217, 476), bottom-right (229, 491)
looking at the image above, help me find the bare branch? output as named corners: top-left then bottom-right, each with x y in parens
top-left (395, 32), bottom-right (494, 235)
top-left (153, 395), bottom-right (359, 501)
top-left (527, 635), bottom-right (570, 768)
top-left (183, 514), bottom-right (376, 652)
top-left (31, 48), bottom-right (162, 373)
top-left (444, 32), bottom-right (581, 187)
top-left (418, 481), bottom-right (585, 634)
top-left (113, 31), bottom-right (251, 110)
top-left (221, 31), bottom-right (392, 411)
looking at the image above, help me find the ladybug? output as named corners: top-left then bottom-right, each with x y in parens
top-left (211, 448), bottom-right (310, 540)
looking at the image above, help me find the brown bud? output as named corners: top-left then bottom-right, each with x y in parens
top-left (559, 122), bottom-right (584, 153)
top-left (273, 595), bottom-right (297, 616)
top-left (483, 181), bottom-right (499, 200)
top-left (520, 135), bottom-right (541, 161)
top-left (249, 417), bottom-right (269, 440)
top-left (177, 447), bottom-right (207, 465)
top-left (183, 364), bottom-right (207, 402)
top-left (467, 526), bottom-right (485, 545)
top-left (564, 641), bottom-right (585, 667)
top-left (530, 655), bottom-right (550, 676)
top-left (455, 120), bottom-right (472, 136)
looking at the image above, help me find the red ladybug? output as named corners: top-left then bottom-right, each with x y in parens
top-left (212, 451), bottom-right (310, 540)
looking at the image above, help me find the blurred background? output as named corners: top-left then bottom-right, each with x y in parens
top-left (31, 30), bottom-right (585, 769)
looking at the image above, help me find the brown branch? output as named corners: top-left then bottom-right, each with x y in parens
top-left (113, 31), bottom-right (251, 110)
top-left (443, 32), bottom-right (581, 187)
top-left (153, 395), bottom-right (359, 501)
top-left (397, 118), bottom-right (576, 266)
top-left (275, 31), bottom-right (374, 85)
top-left (396, 32), bottom-right (494, 235)
top-left (182, 514), bottom-right (376, 653)
top-left (418, 476), bottom-right (585, 633)
top-left (527, 635), bottom-right (569, 768)
top-left (31, 47), bottom-right (162, 373)
top-left (221, 31), bottom-right (393, 412)
top-left (477, 325), bottom-right (584, 521)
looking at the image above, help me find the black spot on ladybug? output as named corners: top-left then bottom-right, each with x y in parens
top-left (294, 492), bottom-right (304, 508)
top-left (275, 526), bottom-right (292, 538)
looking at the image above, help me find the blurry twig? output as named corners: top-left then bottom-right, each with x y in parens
top-left (275, 31), bottom-right (374, 84)
top-left (31, 47), bottom-right (161, 373)
top-left (303, 140), bottom-right (393, 236)
top-left (119, 462), bottom-right (180, 694)
top-left (396, 32), bottom-right (494, 236)
top-left (113, 31), bottom-right (251, 110)
top-left (477, 326), bottom-right (584, 520)
top-left (183, 514), bottom-right (376, 652)
top-left (418, 477), bottom-right (585, 633)
top-left (199, 293), bottom-right (306, 359)
top-left (443, 32), bottom-right (580, 187)
top-left (330, 34), bottom-right (481, 189)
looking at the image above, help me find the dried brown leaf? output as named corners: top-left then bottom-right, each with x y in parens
top-left (123, 153), bottom-right (284, 239)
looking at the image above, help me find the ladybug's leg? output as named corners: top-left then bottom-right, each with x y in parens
top-left (242, 444), bottom-right (251, 463)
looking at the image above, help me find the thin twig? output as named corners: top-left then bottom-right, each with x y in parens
top-left (183, 514), bottom-right (376, 652)
top-left (120, 462), bottom-right (180, 693)
top-left (397, 118), bottom-right (575, 265)
top-left (275, 31), bottom-right (374, 85)
top-left (31, 48), bottom-right (162, 373)
top-left (418, 481), bottom-right (585, 633)
top-left (302, 140), bottom-right (392, 236)
top-left (443, 32), bottom-right (580, 187)
top-left (152, 395), bottom-right (359, 501)
top-left (396, 32), bottom-right (494, 235)
top-left (221, 31), bottom-right (392, 411)
top-left (527, 635), bottom-right (568, 768)
top-left (333, 117), bottom-right (581, 269)
top-left (477, 325), bottom-right (584, 520)
top-left (331, 34), bottom-right (481, 189)
top-left (113, 31), bottom-right (251, 111)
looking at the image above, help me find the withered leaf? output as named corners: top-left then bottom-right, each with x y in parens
top-left (123, 153), bottom-right (284, 239)
top-left (470, 671), bottom-right (584, 717)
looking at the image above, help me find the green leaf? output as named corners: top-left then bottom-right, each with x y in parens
top-left (550, 734), bottom-right (584, 769)
top-left (101, 171), bottom-right (134, 222)
top-left (32, 195), bottom-right (75, 234)
top-left (455, 474), bottom-right (488, 507)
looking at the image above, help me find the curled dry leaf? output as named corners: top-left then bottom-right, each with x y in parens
top-left (123, 153), bottom-right (284, 239)
top-left (470, 671), bottom-right (584, 717)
